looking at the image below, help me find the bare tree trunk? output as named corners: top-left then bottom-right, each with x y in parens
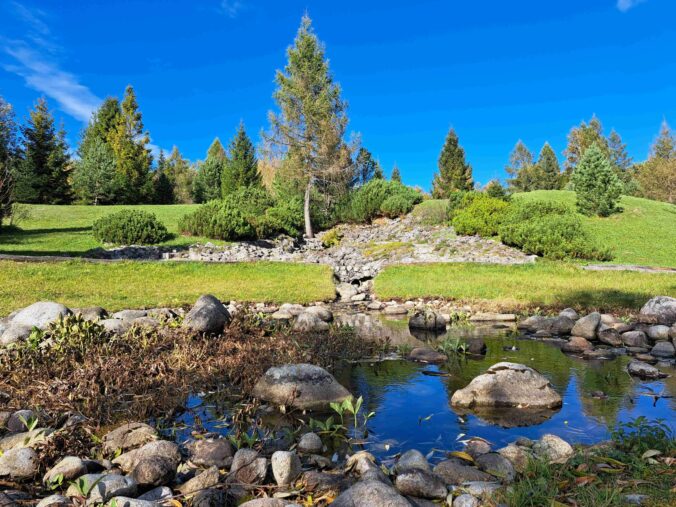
top-left (304, 180), bottom-right (314, 239)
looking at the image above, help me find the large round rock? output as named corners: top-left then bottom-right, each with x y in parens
top-left (10, 302), bottom-right (71, 329)
top-left (408, 310), bottom-right (447, 331)
top-left (640, 296), bottom-right (676, 326)
top-left (451, 362), bottom-right (562, 409)
top-left (182, 295), bottom-right (231, 334)
top-left (252, 364), bottom-right (351, 411)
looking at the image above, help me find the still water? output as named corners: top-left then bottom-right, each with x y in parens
top-left (167, 312), bottom-right (675, 461)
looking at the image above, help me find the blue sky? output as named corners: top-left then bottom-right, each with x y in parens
top-left (1, 0), bottom-right (674, 189)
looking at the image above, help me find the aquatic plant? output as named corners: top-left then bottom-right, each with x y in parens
top-left (437, 336), bottom-right (467, 356)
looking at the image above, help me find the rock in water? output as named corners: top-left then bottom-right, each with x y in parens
top-left (252, 364), bottom-right (352, 411)
top-left (450, 362), bottom-right (562, 409)
top-left (408, 310), bottom-right (447, 331)
top-left (571, 312), bottom-right (601, 340)
top-left (182, 295), bottom-right (231, 334)
top-left (627, 360), bottom-right (667, 379)
top-left (640, 296), bottom-right (676, 325)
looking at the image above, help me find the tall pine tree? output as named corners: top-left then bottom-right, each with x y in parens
top-left (353, 147), bottom-right (377, 186)
top-left (505, 140), bottom-right (535, 191)
top-left (152, 150), bottom-right (174, 204)
top-left (431, 128), bottom-right (473, 198)
top-left (164, 146), bottom-right (195, 203)
top-left (391, 164), bottom-right (402, 182)
top-left (563, 115), bottom-right (609, 180)
top-left (0, 97), bottom-right (18, 226)
top-left (13, 98), bottom-right (71, 204)
top-left (650, 121), bottom-right (675, 160)
top-left (266, 15), bottom-right (351, 238)
top-left (222, 123), bottom-right (260, 196)
top-left (572, 143), bottom-right (622, 217)
top-left (534, 142), bottom-right (561, 190)
top-left (193, 138), bottom-right (226, 203)
top-left (108, 86), bottom-right (153, 203)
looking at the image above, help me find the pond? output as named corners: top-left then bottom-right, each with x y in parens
top-left (164, 312), bottom-right (676, 462)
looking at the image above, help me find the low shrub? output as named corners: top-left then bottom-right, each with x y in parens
top-left (349, 179), bottom-right (422, 223)
top-left (92, 210), bottom-right (169, 245)
top-left (380, 194), bottom-right (414, 218)
top-left (499, 200), bottom-right (612, 260)
top-left (321, 228), bottom-right (343, 248)
top-left (179, 187), bottom-right (276, 241)
top-left (452, 195), bottom-right (509, 237)
top-left (412, 199), bottom-right (449, 225)
top-left (446, 190), bottom-right (480, 220)
top-left (253, 198), bottom-right (304, 238)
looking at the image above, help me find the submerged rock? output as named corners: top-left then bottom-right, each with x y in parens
top-left (408, 347), bottom-right (448, 364)
top-left (627, 360), bottom-right (668, 379)
top-left (253, 364), bottom-right (351, 411)
top-left (450, 362), bottom-right (562, 409)
top-left (561, 336), bottom-right (592, 354)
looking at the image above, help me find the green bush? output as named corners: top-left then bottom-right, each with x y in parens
top-left (380, 194), bottom-right (414, 218)
top-left (179, 187), bottom-right (274, 241)
top-left (321, 228), bottom-right (343, 248)
top-left (253, 198), bottom-right (304, 238)
top-left (446, 190), bottom-right (480, 220)
top-left (349, 179), bottom-right (422, 223)
top-left (412, 199), bottom-right (449, 225)
top-left (452, 195), bottom-right (509, 237)
top-left (499, 200), bottom-right (612, 260)
top-left (92, 210), bottom-right (169, 245)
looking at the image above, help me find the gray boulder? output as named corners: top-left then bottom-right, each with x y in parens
top-left (332, 480), bottom-right (411, 507)
top-left (433, 460), bottom-right (493, 485)
top-left (640, 296), bottom-right (676, 325)
top-left (408, 347), bottom-right (448, 364)
top-left (305, 306), bottom-right (333, 322)
top-left (100, 319), bottom-right (131, 335)
top-left (183, 295), bottom-right (231, 334)
top-left (561, 336), bottom-right (592, 354)
top-left (450, 362), bottom-right (562, 409)
top-left (11, 302), bottom-right (71, 329)
top-left (532, 434), bottom-right (573, 464)
top-left (102, 422), bottom-right (157, 454)
top-left (298, 432), bottom-right (323, 454)
top-left (571, 312), bottom-right (601, 340)
top-left (177, 466), bottom-right (220, 495)
top-left (186, 438), bottom-right (234, 468)
top-left (336, 283), bottom-right (358, 300)
top-left (622, 331), bottom-right (648, 348)
top-left (475, 453), bottom-right (515, 483)
top-left (627, 360), bottom-right (668, 379)
top-left (230, 449), bottom-right (267, 485)
top-left (7, 409), bottom-right (35, 433)
top-left (559, 308), bottom-right (579, 321)
top-left (394, 468), bottom-right (447, 499)
top-left (66, 474), bottom-right (137, 503)
top-left (131, 456), bottom-right (176, 487)
top-left (0, 447), bottom-right (38, 478)
top-left (647, 325), bottom-right (670, 341)
top-left (113, 440), bottom-right (181, 472)
top-left (73, 307), bottom-right (107, 322)
top-left (112, 309), bottom-right (147, 321)
top-left (452, 494), bottom-right (480, 507)
top-left (651, 341), bottom-right (676, 358)
top-left (597, 324), bottom-right (622, 347)
top-left (43, 456), bottom-right (87, 485)
top-left (394, 449), bottom-right (430, 473)
top-left (271, 451), bottom-right (301, 486)
top-left (36, 495), bottom-right (71, 507)
top-left (547, 316), bottom-right (575, 335)
top-left (497, 444), bottom-right (530, 473)
top-left (408, 310), bottom-right (447, 331)
top-left (252, 364), bottom-right (351, 411)
top-left (384, 305), bottom-right (408, 316)
top-left (0, 323), bottom-right (32, 345)
top-left (293, 312), bottom-right (330, 333)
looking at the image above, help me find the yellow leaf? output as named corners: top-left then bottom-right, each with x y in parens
top-left (449, 451), bottom-right (474, 463)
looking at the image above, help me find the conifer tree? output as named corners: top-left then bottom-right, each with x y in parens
top-left (572, 143), bottom-right (622, 216)
top-left (193, 138), bottom-right (226, 203)
top-left (650, 120), bottom-right (675, 160)
top-left (505, 140), bottom-right (535, 191)
top-left (533, 142), bottom-right (561, 190)
top-left (484, 179), bottom-right (509, 200)
top-left (431, 128), bottom-right (473, 198)
top-left (266, 15), bottom-right (351, 238)
top-left (353, 147), bottom-right (377, 186)
top-left (108, 86), bottom-right (153, 203)
top-left (163, 146), bottom-right (195, 204)
top-left (72, 137), bottom-right (118, 205)
top-left (13, 98), bottom-right (71, 204)
top-left (373, 160), bottom-right (384, 180)
top-left (0, 97), bottom-right (17, 226)
top-left (391, 164), bottom-right (402, 182)
top-left (152, 150), bottom-right (174, 204)
top-left (563, 115), bottom-right (609, 178)
top-left (607, 129), bottom-right (635, 192)
top-left (222, 123), bottom-right (259, 196)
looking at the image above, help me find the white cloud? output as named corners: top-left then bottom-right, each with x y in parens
top-left (219, 0), bottom-right (243, 18)
top-left (616, 0), bottom-right (648, 12)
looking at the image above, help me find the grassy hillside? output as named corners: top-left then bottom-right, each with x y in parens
top-left (0, 204), bottom-right (212, 256)
top-left (375, 262), bottom-right (676, 312)
top-left (515, 191), bottom-right (676, 268)
top-left (0, 260), bottom-right (336, 314)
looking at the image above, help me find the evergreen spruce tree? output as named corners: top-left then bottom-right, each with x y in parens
top-left (505, 140), bottom-right (535, 191)
top-left (572, 143), bottom-right (622, 216)
top-left (163, 146), bottom-right (195, 204)
top-left (484, 180), bottom-right (509, 200)
top-left (391, 164), bottom-right (402, 182)
top-left (533, 142), bottom-right (561, 190)
top-left (353, 147), bottom-right (377, 186)
top-left (563, 115), bottom-right (609, 180)
top-left (650, 120), bottom-right (675, 160)
top-left (152, 150), bottom-right (174, 204)
top-left (108, 86), bottom-right (153, 203)
top-left (193, 138), bottom-right (226, 202)
top-left (266, 14), bottom-right (351, 238)
top-left (0, 97), bottom-right (18, 226)
top-left (72, 137), bottom-right (118, 205)
top-left (13, 98), bottom-right (71, 204)
top-left (373, 160), bottom-right (384, 179)
top-left (222, 123), bottom-right (259, 196)
top-left (431, 128), bottom-right (473, 198)
top-left (607, 129), bottom-right (635, 192)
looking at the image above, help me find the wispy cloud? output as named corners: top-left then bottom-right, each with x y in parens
top-left (616, 0), bottom-right (648, 12)
top-left (1, 2), bottom-right (100, 122)
top-left (219, 0), bottom-right (243, 18)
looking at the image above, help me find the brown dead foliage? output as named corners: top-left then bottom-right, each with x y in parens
top-left (0, 314), bottom-right (377, 426)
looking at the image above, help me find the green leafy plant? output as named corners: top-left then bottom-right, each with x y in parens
top-left (92, 209), bottom-right (169, 245)
top-left (321, 227), bottom-right (343, 248)
top-left (611, 417), bottom-right (675, 455)
top-left (330, 396), bottom-right (375, 432)
top-left (452, 194), bottom-right (510, 237)
top-left (437, 336), bottom-right (467, 356)
top-left (17, 413), bottom-right (39, 432)
top-left (347, 179), bottom-right (422, 223)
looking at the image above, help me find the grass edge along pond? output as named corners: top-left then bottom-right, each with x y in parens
top-left (374, 261), bottom-right (676, 312)
top-left (0, 260), bottom-right (336, 314)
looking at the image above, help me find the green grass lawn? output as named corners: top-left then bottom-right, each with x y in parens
top-left (0, 260), bottom-right (336, 314)
top-left (515, 191), bottom-right (676, 268)
top-left (0, 204), bottom-right (215, 256)
top-left (374, 262), bottom-right (676, 312)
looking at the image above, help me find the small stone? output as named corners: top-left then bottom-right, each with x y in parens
top-left (271, 451), bottom-right (301, 486)
top-left (559, 308), bottom-right (579, 321)
top-left (43, 456), bottom-right (87, 485)
top-left (100, 319), bottom-right (131, 335)
top-left (433, 460), bottom-right (493, 485)
top-left (622, 331), bottom-right (648, 348)
top-left (112, 309), bottom-right (147, 321)
top-left (178, 466), bottom-right (220, 495)
top-left (561, 336), bottom-right (593, 354)
top-left (532, 434), bottom-right (573, 464)
top-left (137, 486), bottom-right (172, 502)
top-left (183, 295), bottom-right (231, 334)
top-left (36, 495), bottom-right (70, 507)
top-left (131, 456), bottom-right (176, 487)
top-left (470, 313), bottom-right (516, 322)
top-left (0, 428), bottom-right (51, 452)
top-left (109, 498), bottom-right (156, 507)
top-left (298, 432), bottom-right (323, 454)
top-left (187, 438), bottom-right (234, 468)
top-left (475, 453), bottom-right (515, 483)
top-left (112, 439), bottom-right (179, 472)
top-left (74, 307), bottom-right (107, 321)
top-left (627, 360), bottom-right (667, 379)
top-left (647, 325), bottom-right (670, 341)
top-left (6, 410), bottom-right (35, 433)
top-left (192, 489), bottom-right (227, 507)
top-left (305, 306), bottom-right (333, 322)
top-left (395, 469), bottom-right (447, 499)
top-left (293, 312), bottom-right (330, 333)
top-left (271, 310), bottom-right (293, 321)
top-left (497, 444), bottom-right (529, 473)
top-left (332, 480), bottom-right (410, 507)
top-left (571, 313), bottom-right (601, 340)
top-left (230, 449), bottom-right (267, 485)
top-left (66, 474), bottom-right (137, 504)
top-left (651, 341), bottom-right (675, 358)
top-left (461, 481), bottom-right (501, 497)
top-left (452, 493), bottom-right (480, 507)
top-left (395, 449), bottom-right (430, 473)
top-left (623, 494), bottom-right (650, 505)
top-left (384, 305), bottom-right (408, 316)
top-left (597, 324), bottom-right (622, 347)
top-left (465, 438), bottom-right (491, 458)
top-left (103, 422), bottom-right (157, 454)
